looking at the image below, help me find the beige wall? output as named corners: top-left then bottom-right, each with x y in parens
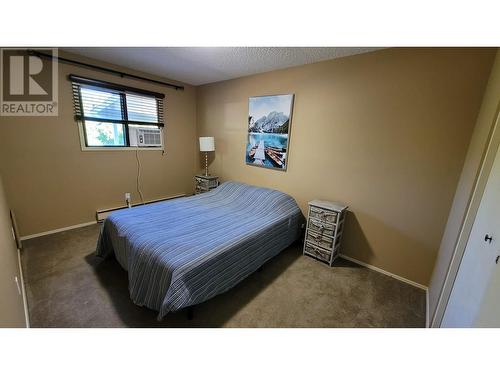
top-left (429, 50), bottom-right (500, 326)
top-left (196, 48), bottom-right (495, 286)
top-left (0, 51), bottom-right (198, 237)
top-left (0, 175), bottom-right (26, 327)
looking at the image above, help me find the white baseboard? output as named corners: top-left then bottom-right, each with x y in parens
top-left (17, 249), bottom-right (29, 328)
top-left (20, 221), bottom-right (97, 241)
top-left (339, 254), bottom-right (428, 291)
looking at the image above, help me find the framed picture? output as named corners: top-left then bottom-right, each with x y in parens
top-left (245, 94), bottom-right (294, 171)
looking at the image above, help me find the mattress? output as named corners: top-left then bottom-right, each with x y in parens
top-left (96, 181), bottom-right (303, 319)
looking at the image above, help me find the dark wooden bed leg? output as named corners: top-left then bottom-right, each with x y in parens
top-left (187, 306), bottom-right (194, 320)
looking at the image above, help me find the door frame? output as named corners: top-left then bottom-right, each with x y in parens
top-left (432, 106), bottom-right (500, 327)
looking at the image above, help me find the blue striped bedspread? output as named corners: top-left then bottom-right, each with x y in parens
top-left (96, 181), bottom-right (304, 319)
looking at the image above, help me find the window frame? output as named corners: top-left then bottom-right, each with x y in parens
top-left (70, 75), bottom-right (165, 151)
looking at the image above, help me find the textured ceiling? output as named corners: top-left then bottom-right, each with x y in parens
top-left (64, 47), bottom-right (382, 86)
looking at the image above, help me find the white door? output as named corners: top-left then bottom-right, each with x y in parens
top-left (442, 143), bottom-right (500, 327)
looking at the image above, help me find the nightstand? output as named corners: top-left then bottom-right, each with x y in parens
top-left (195, 175), bottom-right (219, 194)
top-left (303, 200), bottom-right (348, 266)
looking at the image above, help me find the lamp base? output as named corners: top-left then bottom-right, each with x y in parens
top-left (204, 152), bottom-right (209, 176)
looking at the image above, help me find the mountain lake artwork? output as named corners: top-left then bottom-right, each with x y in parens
top-left (246, 94), bottom-right (294, 171)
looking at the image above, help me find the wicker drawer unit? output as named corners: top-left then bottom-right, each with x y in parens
top-left (195, 175), bottom-right (219, 194)
top-left (303, 200), bottom-right (348, 266)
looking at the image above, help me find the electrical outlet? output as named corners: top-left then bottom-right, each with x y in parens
top-left (125, 193), bottom-right (131, 200)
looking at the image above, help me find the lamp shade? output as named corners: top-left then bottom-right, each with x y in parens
top-left (199, 137), bottom-right (215, 152)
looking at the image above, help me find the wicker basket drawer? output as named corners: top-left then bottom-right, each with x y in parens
top-left (309, 206), bottom-right (337, 224)
top-left (196, 178), bottom-right (218, 190)
top-left (307, 218), bottom-right (335, 237)
top-left (304, 242), bottom-right (332, 263)
top-left (306, 230), bottom-right (334, 250)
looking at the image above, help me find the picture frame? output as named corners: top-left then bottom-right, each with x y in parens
top-left (245, 94), bottom-right (295, 171)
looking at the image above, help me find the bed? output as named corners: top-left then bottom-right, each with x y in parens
top-left (96, 181), bottom-right (304, 320)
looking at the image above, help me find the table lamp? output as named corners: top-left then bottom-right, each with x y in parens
top-left (199, 136), bottom-right (215, 176)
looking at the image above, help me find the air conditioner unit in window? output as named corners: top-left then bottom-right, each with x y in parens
top-left (136, 128), bottom-right (162, 147)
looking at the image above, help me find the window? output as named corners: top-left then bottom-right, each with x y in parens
top-left (70, 75), bottom-right (165, 149)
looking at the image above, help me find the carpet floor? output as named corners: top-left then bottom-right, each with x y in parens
top-left (21, 224), bottom-right (426, 328)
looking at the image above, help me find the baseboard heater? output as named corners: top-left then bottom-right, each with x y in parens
top-left (96, 193), bottom-right (186, 222)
